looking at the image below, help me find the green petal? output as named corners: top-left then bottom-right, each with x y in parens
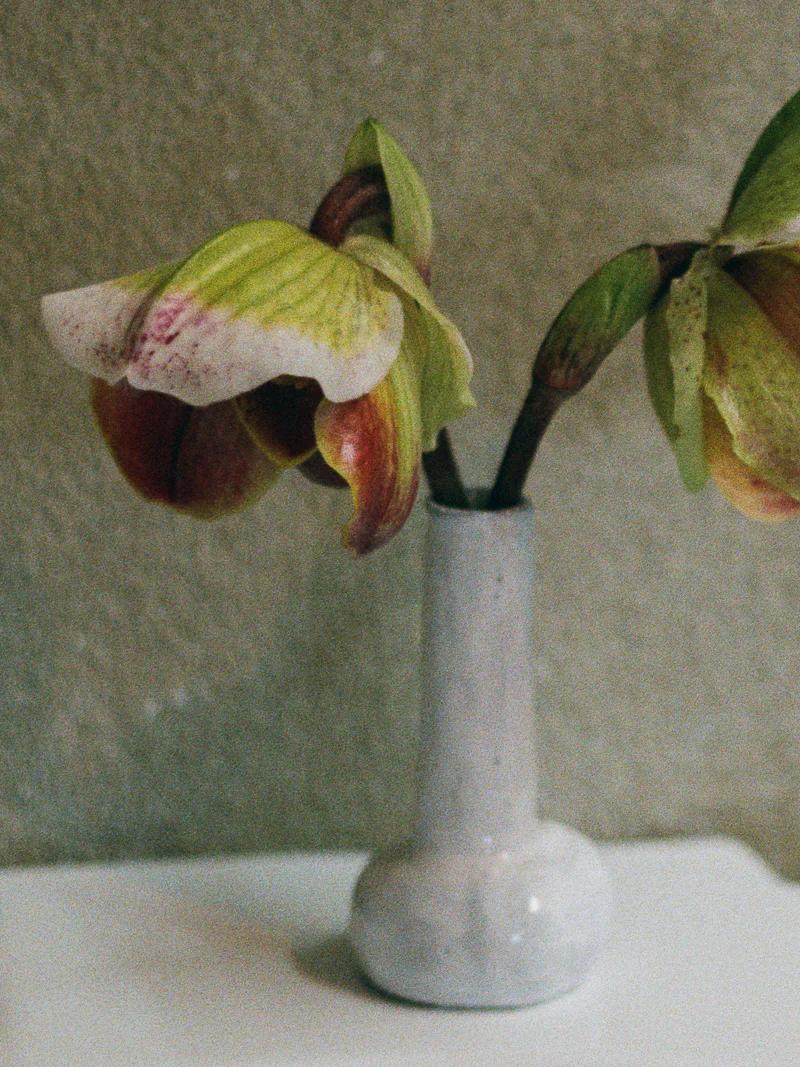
top-left (536, 245), bottom-right (664, 390)
top-left (315, 319), bottom-right (423, 555)
top-left (44, 221), bottom-right (404, 407)
top-left (704, 265), bottom-right (800, 501)
top-left (661, 249), bottom-right (710, 491)
top-left (643, 297), bottom-right (678, 443)
top-left (343, 234), bottom-right (475, 448)
top-left (344, 118), bottom-right (433, 279)
top-left (721, 88), bottom-right (800, 246)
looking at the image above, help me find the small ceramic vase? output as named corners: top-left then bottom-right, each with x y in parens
top-left (349, 495), bottom-right (611, 1008)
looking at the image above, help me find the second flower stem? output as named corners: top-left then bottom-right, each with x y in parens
top-left (488, 379), bottom-right (567, 509)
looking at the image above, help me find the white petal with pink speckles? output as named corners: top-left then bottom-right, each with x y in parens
top-left (123, 289), bottom-right (404, 406)
top-left (42, 221), bottom-right (407, 406)
top-left (41, 262), bottom-right (178, 384)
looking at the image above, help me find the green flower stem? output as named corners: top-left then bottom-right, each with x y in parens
top-left (487, 379), bottom-right (567, 510)
top-left (310, 167), bottom-right (469, 508)
top-left (488, 242), bottom-right (702, 510)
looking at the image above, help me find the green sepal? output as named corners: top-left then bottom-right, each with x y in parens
top-left (721, 87), bottom-right (800, 246)
top-left (44, 220), bottom-right (406, 408)
top-left (344, 118), bottom-right (433, 278)
top-left (535, 245), bottom-right (664, 390)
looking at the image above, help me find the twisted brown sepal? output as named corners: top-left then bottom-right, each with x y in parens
top-left (315, 374), bottom-right (421, 555)
top-left (309, 165), bottom-right (390, 250)
top-left (297, 451), bottom-right (348, 488)
top-left (488, 241), bottom-right (702, 509)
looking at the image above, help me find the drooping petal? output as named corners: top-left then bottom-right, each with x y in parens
top-left (721, 88), bottom-right (800, 247)
top-left (92, 379), bottom-right (279, 518)
top-left (659, 248), bottom-right (710, 491)
top-left (234, 378), bottom-right (322, 467)
top-left (704, 398), bottom-right (800, 522)
top-left (45, 221), bottom-right (404, 407)
top-left (314, 308), bottom-right (425, 555)
top-left (342, 234), bottom-right (474, 448)
top-left (704, 263), bottom-right (800, 501)
top-left (344, 118), bottom-right (433, 280)
top-left (41, 261), bottom-right (181, 382)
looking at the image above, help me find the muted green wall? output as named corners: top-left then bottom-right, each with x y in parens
top-left (2, 0), bottom-right (799, 873)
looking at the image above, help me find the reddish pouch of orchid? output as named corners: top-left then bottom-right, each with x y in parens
top-left (42, 98), bottom-right (800, 554)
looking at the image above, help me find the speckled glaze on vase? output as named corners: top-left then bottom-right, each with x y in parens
top-left (348, 495), bottom-right (611, 1008)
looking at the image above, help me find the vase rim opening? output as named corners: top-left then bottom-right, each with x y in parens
top-left (426, 489), bottom-right (533, 516)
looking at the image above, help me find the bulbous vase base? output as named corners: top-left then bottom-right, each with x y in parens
top-left (349, 821), bottom-right (611, 1009)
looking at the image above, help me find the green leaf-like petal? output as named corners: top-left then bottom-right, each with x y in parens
top-left (643, 297), bottom-right (678, 443)
top-left (535, 245), bottom-right (663, 390)
top-left (44, 221), bottom-right (404, 407)
top-left (721, 87), bottom-right (800, 246)
top-left (704, 265), bottom-right (800, 501)
top-left (343, 234), bottom-right (475, 448)
top-left (344, 118), bottom-right (433, 278)
top-left (663, 249), bottom-right (710, 491)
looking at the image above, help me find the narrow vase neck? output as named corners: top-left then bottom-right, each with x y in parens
top-left (414, 497), bottom-right (537, 852)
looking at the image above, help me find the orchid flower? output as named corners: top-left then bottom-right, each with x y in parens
top-left (488, 88), bottom-right (800, 522)
top-left (41, 120), bottom-right (474, 554)
top-left (644, 89), bottom-right (800, 521)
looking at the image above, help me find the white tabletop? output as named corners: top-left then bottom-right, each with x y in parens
top-left (0, 837), bottom-right (797, 1066)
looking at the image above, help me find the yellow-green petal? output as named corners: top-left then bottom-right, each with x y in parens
top-left (344, 118), bottom-right (433, 279)
top-left (721, 87), bottom-right (800, 247)
top-left (45, 221), bottom-right (404, 407)
top-left (343, 234), bottom-right (475, 448)
top-left (704, 265), bottom-right (800, 501)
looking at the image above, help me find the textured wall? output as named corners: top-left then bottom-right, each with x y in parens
top-left (2, 0), bottom-right (799, 873)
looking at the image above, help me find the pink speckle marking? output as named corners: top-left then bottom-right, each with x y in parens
top-left (128, 292), bottom-right (225, 395)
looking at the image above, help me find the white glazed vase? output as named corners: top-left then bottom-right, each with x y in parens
top-left (349, 495), bottom-right (611, 1008)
